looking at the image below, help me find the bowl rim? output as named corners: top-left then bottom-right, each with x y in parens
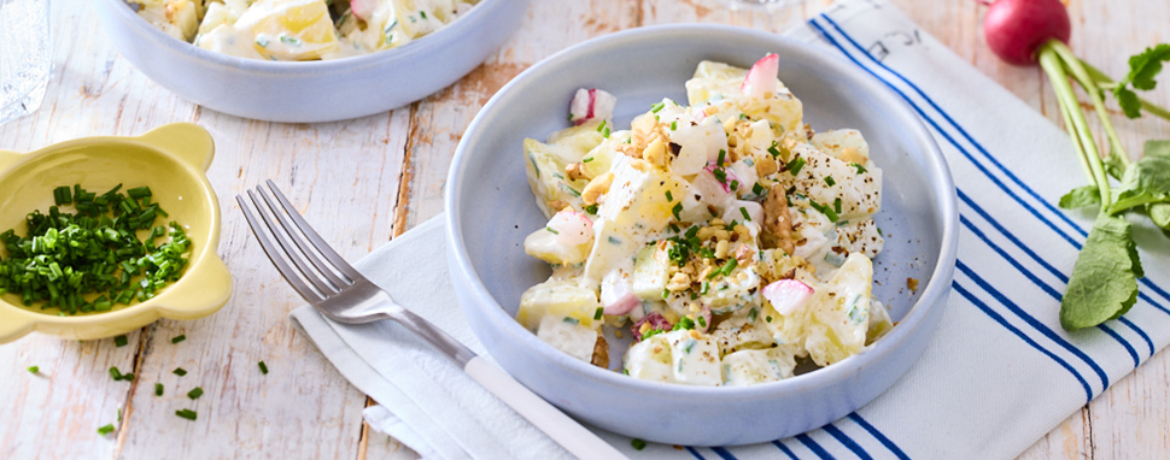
top-left (0, 133), bottom-right (223, 325)
top-left (96, 0), bottom-right (503, 75)
top-left (445, 23), bottom-right (959, 400)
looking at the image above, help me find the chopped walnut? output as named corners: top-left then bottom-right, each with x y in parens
top-left (763, 184), bottom-right (796, 255)
top-left (565, 162), bottom-right (590, 181)
top-left (591, 335), bottom-right (609, 368)
top-left (667, 272), bottom-right (691, 291)
top-left (756, 155), bottom-right (779, 176)
top-left (581, 171), bottom-right (614, 205)
top-left (907, 277), bottom-right (919, 294)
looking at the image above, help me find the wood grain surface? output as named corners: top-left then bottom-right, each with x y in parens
top-left (0, 0), bottom-right (1166, 458)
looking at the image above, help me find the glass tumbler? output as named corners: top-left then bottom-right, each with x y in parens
top-left (0, 0), bottom-right (52, 126)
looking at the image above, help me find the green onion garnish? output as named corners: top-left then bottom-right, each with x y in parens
top-left (593, 307), bottom-right (604, 321)
top-left (98, 424), bottom-right (115, 435)
top-left (545, 227), bottom-right (559, 235)
top-left (172, 335), bottom-right (186, 344)
top-left (717, 149), bottom-right (726, 166)
top-left (27, 366), bottom-right (38, 374)
top-left (582, 157), bottom-right (594, 163)
top-left (720, 258), bottom-right (738, 276)
top-left (155, 383), bottom-right (163, 396)
top-left (852, 163), bottom-right (867, 174)
top-left (767, 141), bottom-right (782, 158)
top-left (661, 289), bottom-right (670, 300)
top-left (631, 438), bottom-right (647, 450)
top-left (730, 180), bottom-right (739, 191)
top-left (787, 157), bottom-right (806, 175)
top-left (651, 102), bottom-right (665, 113)
top-left (173, 367), bottom-right (187, 376)
top-left (671, 203), bottom-right (683, 221)
top-left (175, 409), bottom-right (197, 421)
top-left (665, 190), bottom-right (673, 202)
top-left (187, 387), bottom-right (203, 400)
top-left (740, 207), bottom-right (751, 221)
top-left (834, 197), bottom-right (842, 214)
top-left (825, 176), bottom-right (836, 187)
top-left (584, 204), bottom-right (598, 214)
top-left (114, 335), bottom-right (128, 347)
top-left (259, 361), bottom-right (269, 375)
top-left (701, 281), bottom-right (709, 295)
top-left (752, 183), bottom-right (766, 195)
top-left (670, 121), bottom-right (677, 131)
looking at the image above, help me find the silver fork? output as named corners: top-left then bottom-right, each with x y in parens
top-left (237, 180), bottom-right (626, 460)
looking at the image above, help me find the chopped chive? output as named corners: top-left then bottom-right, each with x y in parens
top-left (851, 163), bottom-right (867, 174)
top-left (717, 149), bottom-right (726, 166)
top-left (175, 409), bottom-right (197, 421)
top-left (114, 335), bottom-right (128, 347)
top-left (730, 180), bottom-right (739, 191)
top-left (767, 141), bottom-right (782, 158)
top-left (258, 361), bottom-right (268, 375)
top-left (665, 190), bottom-right (673, 202)
top-left (173, 367), bottom-right (187, 376)
top-left (545, 226), bottom-right (559, 235)
top-left (651, 102), bottom-right (665, 113)
top-left (632, 438), bottom-right (647, 450)
top-left (155, 383), bottom-right (164, 396)
top-left (670, 121), bottom-right (677, 131)
top-left (98, 424), bottom-right (115, 435)
top-left (607, 236), bottom-right (621, 245)
top-left (720, 258), bottom-right (738, 276)
top-left (562, 317), bottom-right (580, 325)
top-left (187, 387), bottom-right (203, 400)
top-left (752, 183), bottom-right (766, 195)
top-left (766, 316), bottom-right (773, 323)
top-left (825, 176), bottom-right (836, 187)
top-left (697, 315), bottom-right (707, 328)
top-left (419, 10), bottom-right (426, 19)
top-left (671, 203), bottom-right (683, 221)
top-left (740, 207), bottom-right (751, 221)
top-left (582, 157), bottom-right (594, 163)
top-left (27, 366), bottom-right (38, 374)
top-left (109, 366), bottom-right (123, 381)
top-left (661, 289), bottom-right (670, 300)
top-left (596, 120), bottom-right (607, 133)
top-left (172, 335), bottom-right (186, 344)
top-left (594, 307), bottom-right (604, 320)
top-left (701, 281), bottom-right (709, 295)
top-left (713, 168), bottom-right (727, 184)
top-left (834, 197), bottom-right (842, 214)
top-left (787, 157), bottom-right (806, 175)
top-left (584, 204), bottom-right (598, 214)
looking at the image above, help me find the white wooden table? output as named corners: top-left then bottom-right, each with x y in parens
top-left (1, 0), bottom-right (1167, 458)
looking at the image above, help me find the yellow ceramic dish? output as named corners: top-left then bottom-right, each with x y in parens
top-left (0, 123), bottom-right (231, 343)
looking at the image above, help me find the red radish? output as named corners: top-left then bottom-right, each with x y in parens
top-left (349, 0), bottom-right (377, 22)
top-left (632, 312), bottom-right (672, 342)
top-left (703, 162), bottom-right (739, 194)
top-left (546, 209), bottom-right (593, 246)
top-left (762, 279), bottom-right (815, 315)
top-left (741, 54), bottom-right (779, 98)
top-left (982, 0), bottom-right (1070, 66)
top-left (568, 88), bottom-right (617, 126)
top-left (604, 292), bottom-right (640, 316)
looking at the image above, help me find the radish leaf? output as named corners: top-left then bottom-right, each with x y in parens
top-left (1114, 44), bottom-right (1170, 119)
top-left (1059, 185), bottom-right (1101, 209)
top-left (1107, 140), bottom-right (1170, 214)
top-left (1060, 213), bottom-right (1143, 331)
top-left (1104, 147), bottom-right (1128, 181)
top-left (1149, 203), bottom-right (1170, 231)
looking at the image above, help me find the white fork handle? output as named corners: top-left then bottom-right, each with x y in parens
top-left (464, 357), bottom-right (629, 460)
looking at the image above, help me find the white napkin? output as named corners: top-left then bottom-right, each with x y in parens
top-left (291, 1), bottom-right (1170, 458)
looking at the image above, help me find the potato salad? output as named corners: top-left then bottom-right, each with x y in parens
top-left (128, 0), bottom-right (476, 61)
top-left (517, 55), bottom-right (894, 387)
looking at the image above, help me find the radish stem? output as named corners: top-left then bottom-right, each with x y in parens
top-left (1080, 59), bottom-right (1170, 122)
top-left (1039, 42), bottom-right (1112, 208)
top-left (1049, 41), bottom-right (1129, 166)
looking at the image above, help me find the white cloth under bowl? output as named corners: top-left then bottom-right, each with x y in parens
top-left (291, 0), bottom-right (1170, 458)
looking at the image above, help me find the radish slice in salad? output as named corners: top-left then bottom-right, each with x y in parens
top-left (600, 271), bottom-right (640, 316)
top-left (568, 88), bottom-right (617, 126)
top-left (547, 209), bottom-right (593, 246)
top-left (741, 53), bottom-right (779, 99)
top-left (762, 279), bottom-right (815, 315)
top-left (349, 0), bottom-right (376, 21)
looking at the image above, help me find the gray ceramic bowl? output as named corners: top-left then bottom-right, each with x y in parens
top-left (91, 0), bottom-right (527, 123)
top-left (445, 25), bottom-right (958, 446)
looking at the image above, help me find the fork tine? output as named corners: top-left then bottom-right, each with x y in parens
top-left (264, 179), bottom-right (363, 280)
top-left (246, 190), bottom-right (340, 298)
top-left (255, 186), bottom-right (351, 289)
top-left (237, 195), bottom-right (326, 303)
